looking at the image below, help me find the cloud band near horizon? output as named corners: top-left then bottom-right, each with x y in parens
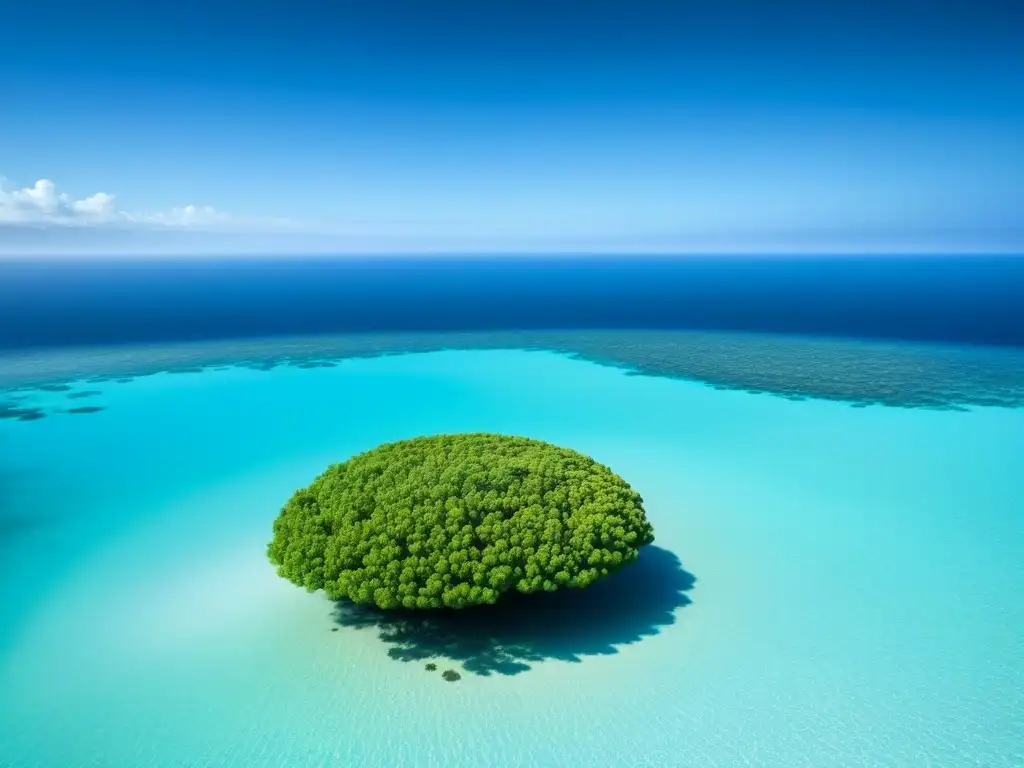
top-left (0, 177), bottom-right (301, 231)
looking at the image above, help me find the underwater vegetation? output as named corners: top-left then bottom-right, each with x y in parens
top-left (0, 403), bottom-right (46, 421)
top-left (66, 390), bottom-right (103, 399)
top-left (65, 406), bottom-right (105, 415)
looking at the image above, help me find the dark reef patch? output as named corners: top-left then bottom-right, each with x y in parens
top-left (331, 545), bottom-right (695, 676)
top-left (3, 329), bottom-right (1023, 411)
top-left (539, 330), bottom-right (1024, 411)
top-left (66, 390), bottom-right (103, 399)
top-left (244, 361), bottom-right (280, 372)
top-left (66, 406), bottom-right (105, 415)
top-left (36, 383), bottom-right (72, 392)
top-left (0, 403), bottom-right (46, 421)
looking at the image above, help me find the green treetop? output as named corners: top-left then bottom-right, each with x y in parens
top-left (268, 433), bottom-right (655, 610)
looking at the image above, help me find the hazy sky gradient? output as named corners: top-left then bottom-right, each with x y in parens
top-left (1, 0), bottom-right (1021, 254)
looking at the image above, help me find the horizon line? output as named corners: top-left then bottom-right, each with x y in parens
top-left (1, 251), bottom-right (1023, 261)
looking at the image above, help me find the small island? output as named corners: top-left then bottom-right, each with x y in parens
top-left (268, 433), bottom-right (655, 610)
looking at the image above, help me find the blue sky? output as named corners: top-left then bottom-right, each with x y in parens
top-left (1, 0), bottom-right (1021, 255)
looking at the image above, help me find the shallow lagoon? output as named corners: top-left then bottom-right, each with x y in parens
top-left (1, 347), bottom-right (1022, 767)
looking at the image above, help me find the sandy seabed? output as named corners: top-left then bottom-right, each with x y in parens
top-left (1, 348), bottom-right (1022, 767)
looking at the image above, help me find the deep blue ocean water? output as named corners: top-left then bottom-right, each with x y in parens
top-left (1, 255), bottom-right (1022, 350)
top-left (1, 256), bottom-right (1022, 767)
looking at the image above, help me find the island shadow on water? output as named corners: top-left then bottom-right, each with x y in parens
top-left (331, 545), bottom-right (695, 676)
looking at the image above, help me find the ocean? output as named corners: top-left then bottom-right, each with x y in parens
top-left (2, 255), bottom-right (1023, 350)
top-left (1, 256), bottom-right (1022, 767)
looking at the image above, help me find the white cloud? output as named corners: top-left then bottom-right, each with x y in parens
top-left (142, 204), bottom-right (231, 228)
top-left (0, 176), bottom-right (291, 231)
top-left (71, 192), bottom-right (117, 219)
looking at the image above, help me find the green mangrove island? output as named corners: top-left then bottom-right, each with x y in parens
top-left (268, 433), bottom-right (655, 610)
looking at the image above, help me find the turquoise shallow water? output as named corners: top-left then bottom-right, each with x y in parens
top-left (1, 348), bottom-right (1023, 767)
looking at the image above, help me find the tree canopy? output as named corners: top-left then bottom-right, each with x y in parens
top-left (268, 433), bottom-right (655, 610)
